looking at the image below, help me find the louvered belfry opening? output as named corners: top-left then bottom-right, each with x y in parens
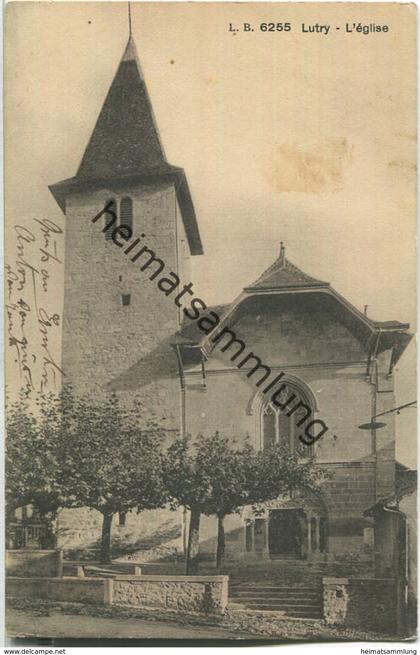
top-left (120, 196), bottom-right (133, 231)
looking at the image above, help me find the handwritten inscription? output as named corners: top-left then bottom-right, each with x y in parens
top-left (6, 218), bottom-right (64, 394)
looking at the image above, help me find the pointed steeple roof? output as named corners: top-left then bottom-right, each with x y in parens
top-left (77, 36), bottom-right (167, 180)
top-left (49, 36), bottom-right (203, 255)
top-left (245, 242), bottom-right (329, 291)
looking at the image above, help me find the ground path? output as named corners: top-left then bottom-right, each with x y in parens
top-left (6, 609), bottom-right (257, 642)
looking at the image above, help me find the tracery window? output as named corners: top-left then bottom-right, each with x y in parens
top-left (261, 384), bottom-right (313, 456)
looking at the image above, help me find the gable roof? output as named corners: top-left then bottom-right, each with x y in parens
top-left (193, 244), bottom-right (413, 365)
top-left (49, 37), bottom-right (203, 256)
top-left (107, 245), bottom-right (413, 391)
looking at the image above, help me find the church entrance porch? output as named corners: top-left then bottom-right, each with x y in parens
top-left (242, 489), bottom-right (328, 561)
top-left (268, 509), bottom-right (303, 558)
top-left (245, 510), bottom-right (327, 560)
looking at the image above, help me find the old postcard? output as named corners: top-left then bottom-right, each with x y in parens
top-left (4, 1), bottom-right (417, 647)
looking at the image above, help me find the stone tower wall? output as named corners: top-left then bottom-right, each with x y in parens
top-left (61, 179), bottom-right (189, 426)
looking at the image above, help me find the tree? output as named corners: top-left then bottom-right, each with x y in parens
top-left (163, 433), bottom-right (325, 572)
top-left (6, 388), bottom-right (169, 563)
top-left (194, 433), bottom-right (249, 568)
top-left (51, 388), bottom-right (168, 563)
top-left (242, 442), bottom-right (324, 507)
top-left (5, 393), bottom-right (62, 519)
top-left (162, 435), bottom-right (214, 574)
top-left (200, 437), bottom-right (324, 568)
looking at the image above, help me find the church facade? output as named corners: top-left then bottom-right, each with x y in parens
top-left (50, 36), bottom-right (413, 563)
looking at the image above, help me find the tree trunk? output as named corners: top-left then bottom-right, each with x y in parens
top-left (216, 515), bottom-right (225, 569)
top-left (186, 507), bottom-right (201, 575)
top-left (100, 511), bottom-right (113, 564)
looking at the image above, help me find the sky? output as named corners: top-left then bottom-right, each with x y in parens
top-left (5, 2), bottom-right (417, 466)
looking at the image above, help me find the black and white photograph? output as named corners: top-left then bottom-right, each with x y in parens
top-left (4, 1), bottom-right (417, 647)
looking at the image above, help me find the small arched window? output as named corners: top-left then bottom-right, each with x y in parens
top-left (104, 198), bottom-right (117, 240)
top-left (120, 196), bottom-right (133, 231)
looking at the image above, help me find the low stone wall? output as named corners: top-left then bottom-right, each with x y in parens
top-left (323, 577), bottom-right (397, 633)
top-left (111, 575), bottom-right (229, 615)
top-left (111, 563), bottom-right (142, 575)
top-left (6, 550), bottom-right (63, 578)
top-left (7, 574), bottom-right (229, 615)
top-left (63, 561), bottom-right (142, 577)
top-left (6, 577), bottom-right (111, 606)
top-left (6, 577), bottom-right (50, 599)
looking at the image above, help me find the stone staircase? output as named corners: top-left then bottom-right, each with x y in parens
top-left (227, 558), bottom-right (373, 619)
top-left (229, 581), bottom-right (324, 619)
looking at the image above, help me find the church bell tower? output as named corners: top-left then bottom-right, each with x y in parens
top-left (49, 35), bottom-right (203, 412)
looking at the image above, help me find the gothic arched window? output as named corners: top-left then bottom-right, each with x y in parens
top-left (261, 383), bottom-right (313, 456)
top-left (120, 196), bottom-right (133, 231)
top-left (104, 198), bottom-right (117, 240)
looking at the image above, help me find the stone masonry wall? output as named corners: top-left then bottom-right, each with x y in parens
top-left (181, 293), bottom-right (387, 558)
top-left (62, 181), bottom-right (188, 423)
top-left (57, 506), bottom-right (183, 559)
top-left (323, 577), bottom-right (397, 633)
top-left (59, 182), bottom-right (191, 552)
top-left (184, 293), bottom-right (384, 463)
top-left (112, 575), bottom-right (229, 614)
top-left (6, 576), bottom-right (111, 606)
top-left (6, 550), bottom-right (63, 578)
top-left (7, 574), bottom-right (229, 615)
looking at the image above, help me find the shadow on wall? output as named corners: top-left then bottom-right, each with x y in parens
top-left (58, 507), bottom-right (182, 562)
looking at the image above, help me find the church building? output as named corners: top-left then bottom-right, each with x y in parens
top-left (49, 35), bottom-right (413, 564)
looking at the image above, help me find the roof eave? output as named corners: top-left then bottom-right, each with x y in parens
top-left (49, 168), bottom-right (204, 256)
top-left (199, 285), bottom-right (413, 362)
top-left (243, 283), bottom-right (330, 293)
top-left (172, 169), bottom-right (203, 256)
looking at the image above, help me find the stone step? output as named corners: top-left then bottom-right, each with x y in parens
top-left (230, 598), bottom-right (321, 609)
top-left (231, 591), bottom-right (321, 600)
top-left (232, 598), bottom-right (321, 609)
top-left (246, 605), bottom-right (323, 618)
top-left (231, 586), bottom-right (321, 594)
top-left (231, 578), bottom-right (322, 589)
top-left (227, 602), bottom-right (285, 614)
top-left (231, 586), bottom-right (321, 593)
top-left (231, 593), bottom-right (321, 601)
top-left (289, 610), bottom-right (323, 616)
